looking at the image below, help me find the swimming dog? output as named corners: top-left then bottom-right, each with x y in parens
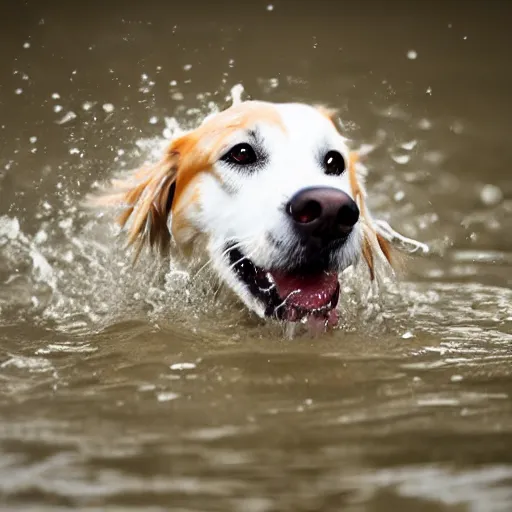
top-left (93, 98), bottom-right (427, 328)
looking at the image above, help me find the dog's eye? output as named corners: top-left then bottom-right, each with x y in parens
top-left (323, 151), bottom-right (346, 176)
top-left (222, 143), bottom-right (257, 166)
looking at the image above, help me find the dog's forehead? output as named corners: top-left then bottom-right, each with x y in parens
top-left (198, 101), bottom-right (285, 133)
top-left (273, 103), bottom-right (337, 132)
top-left (199, 101), bottom-right (338, 140)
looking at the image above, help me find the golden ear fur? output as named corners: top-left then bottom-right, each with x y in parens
top-left (348, 151), bottom-right (395, 280)
top-left (89, 147), bottom-right (178, 261)
top-left (376, 232), bottom-right (393, 266)
top-left (362, 233), bottom-right (376, 281)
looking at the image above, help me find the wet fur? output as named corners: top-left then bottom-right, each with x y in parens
top-left (89, 99), bottom-right (411, 320)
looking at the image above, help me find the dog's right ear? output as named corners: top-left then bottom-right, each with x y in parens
top-left (88, 145), bottom-right (178, 260)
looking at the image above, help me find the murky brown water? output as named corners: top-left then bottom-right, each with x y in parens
top-left (1, 0), bottom-right (512, 510)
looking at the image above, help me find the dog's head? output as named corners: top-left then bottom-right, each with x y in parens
top-left (95, 100), bottom-right (394, 326)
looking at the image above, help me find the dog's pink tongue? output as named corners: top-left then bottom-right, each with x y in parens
top-left (271, 271), bottom-right (339, 309)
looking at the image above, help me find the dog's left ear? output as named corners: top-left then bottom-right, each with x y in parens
top-left (362, 229), bottom-right (394, 281)
top-left (348, 151), bottom-right (395, 280)
top-left (89, 144), bottom-right (178, 260)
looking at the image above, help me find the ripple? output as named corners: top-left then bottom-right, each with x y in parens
top-left (340, 465), bottom-right (512, 512)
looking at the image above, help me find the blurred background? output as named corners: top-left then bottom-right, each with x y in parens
top-left (1, 0), bottom-right (511, 510)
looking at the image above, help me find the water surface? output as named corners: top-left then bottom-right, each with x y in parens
top-left (1, 0), bottom-right (512, 510)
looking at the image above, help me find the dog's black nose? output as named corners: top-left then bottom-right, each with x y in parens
top-left (286, 187), bottom-right (359, 243)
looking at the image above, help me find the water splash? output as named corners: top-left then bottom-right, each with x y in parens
top-left (2, 81), bottom-right (508, 345)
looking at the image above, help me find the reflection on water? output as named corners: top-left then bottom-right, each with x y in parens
top-left (1, 0), bottom-right (512, 510)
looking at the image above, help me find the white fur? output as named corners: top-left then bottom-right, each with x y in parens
top-left (101, 98), bottom-right (407, 322)
top-left (182, 103), bottom-right (362, 317)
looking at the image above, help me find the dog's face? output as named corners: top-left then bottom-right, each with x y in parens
top-left (97, 100), bottom-right (393, 326)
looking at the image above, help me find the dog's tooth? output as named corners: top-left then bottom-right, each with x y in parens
top-left (266, 272), bottom-right (275, 284)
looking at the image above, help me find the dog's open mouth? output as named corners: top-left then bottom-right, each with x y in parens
top-left (228, 246), bottom-right (340, 325)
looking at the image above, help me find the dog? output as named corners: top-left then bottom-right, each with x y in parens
top-left (92, 97), bottom-right (427, 330)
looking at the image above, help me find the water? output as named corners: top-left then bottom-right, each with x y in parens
top-left (1, 0), bottom-right (512, 510)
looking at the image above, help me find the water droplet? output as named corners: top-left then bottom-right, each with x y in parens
top-left (407, 50), bottom-right (417, 60)
top-left (230, 83), bottom-right (244, 105)
top-left (394, 190), bottom-right (405, 202)
top-left (149, 116), bottom-right (158, 124)
top-left (23, 42), bottom-right (31, 49)
top-left (157, 392), bottom-right (179, 402)
top-left (418, 118), bottom-right (432, 130)
top-left (102, 103), bottom-right (115, 113)
top-left (391, 154), bottom-right (410, 165)
top-left (55, 111), bottom-right (77, 124)
top-left (170, 362), bottom-right (196, 371)
top-left (138, 384), bottom-right (156, 392)
top-left (183, 64), bottom-right (192, 71)
top-left (34, 230), bottom-right (48, 244)
top-left (400, 140), bottom-right (417, 151)
top-left (52, 93), bottom-right (60, 99)
top-left (29, 136), bottom-right (37, 144)
top-left (480, 184), bottom-right (503, 206)
top-left (15, 88), bottom-right (23, 95)
top-left (266, 4), bottom-right (274, 10)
